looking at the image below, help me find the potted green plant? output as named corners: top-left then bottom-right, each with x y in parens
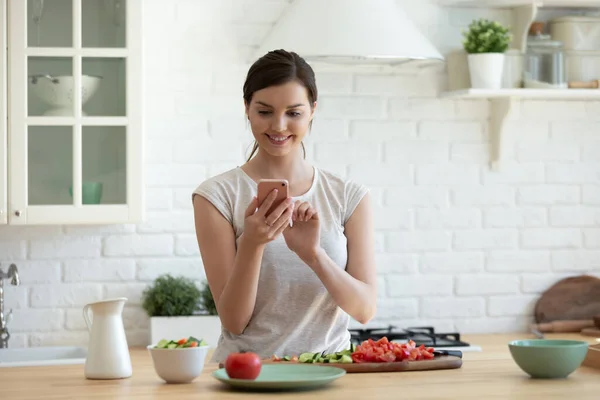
top-left (141, 274), bottom-right (221, 348)
top-left (462, 18), bottom-right (512, 89)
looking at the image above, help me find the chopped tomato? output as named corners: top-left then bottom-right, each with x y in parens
top-left (350, 337), bottom-right (437, 363)
top-left (177, 338), bottom-right (187, 345)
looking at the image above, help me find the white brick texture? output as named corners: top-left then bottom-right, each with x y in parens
top-left (1, 1), bottom-right (599, 347)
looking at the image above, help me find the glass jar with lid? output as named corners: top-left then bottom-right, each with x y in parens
top-left (523, 22), bottom-right (567, 89)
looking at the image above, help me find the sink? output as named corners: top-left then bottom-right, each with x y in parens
top-left (0, 346), bottom-right (88, 368)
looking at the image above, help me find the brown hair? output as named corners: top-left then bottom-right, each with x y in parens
top-left (243, 49), bottom-right (318, 161)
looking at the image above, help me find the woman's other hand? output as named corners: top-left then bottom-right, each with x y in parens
top-left (283, 201), bottom-right (320, 263)
top-left (242, 189), bottom-right (293, 247)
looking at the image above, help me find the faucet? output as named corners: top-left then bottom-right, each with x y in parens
top-left (0, 263), bottom-right (19, 348)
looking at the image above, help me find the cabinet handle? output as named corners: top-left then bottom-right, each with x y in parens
top-left (14, 211), bottom-right (21, 217)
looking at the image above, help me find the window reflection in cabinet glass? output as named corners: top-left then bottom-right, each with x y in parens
top-left (27, 0), bottom-right (73, 48)
top-left (83, 0), bottom-right (126, 48)
top-left (82, 58), bottom-right (126, 116)
top-left (28, 126), bottom-right (73, 206)
top-left (28, 57), bottom-right (75, 117)
top-left (83, 126), bottom-right (127, 205)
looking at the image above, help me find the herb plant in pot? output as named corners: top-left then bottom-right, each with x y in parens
top-left (142, 274), bottom-right (221, 348)
top-left (463, 18), bottom-right (512, 89)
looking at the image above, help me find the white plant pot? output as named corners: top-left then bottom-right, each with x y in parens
top-left (468, 53), bottom-right (505, 89)
top-left (149, 315), bottom-right (222, 349)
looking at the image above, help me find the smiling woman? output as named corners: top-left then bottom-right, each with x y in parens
top-left (191, 49), bottom-right (377, 364)
top-left (243, 52), bottom-right (317, 161)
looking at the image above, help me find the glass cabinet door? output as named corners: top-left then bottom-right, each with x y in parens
top-left (0, 1), bottom-right (6, 224)
top-left (8, 0), bottom-right (142, 225)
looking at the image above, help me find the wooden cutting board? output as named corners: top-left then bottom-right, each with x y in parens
top-left (535, 319), bottom-right (595, 333)
top-left (534, 275), bottom-right (600, 323)
top-left (268, 355), bottom-right (462, 373)
top-left (219, 355), bottom-right (463, 373)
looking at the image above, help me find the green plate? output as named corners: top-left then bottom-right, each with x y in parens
top-left (212, 364), bottom-right (346, 391)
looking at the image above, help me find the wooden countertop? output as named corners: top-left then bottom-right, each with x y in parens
top-left (1, 333), bottom-right (599, 399)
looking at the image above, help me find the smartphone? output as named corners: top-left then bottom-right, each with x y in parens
top-left (257, 179), bottom-right (289, 216)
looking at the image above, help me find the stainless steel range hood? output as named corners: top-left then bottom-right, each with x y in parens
top-left (255, 0), bottom-right (444, 64)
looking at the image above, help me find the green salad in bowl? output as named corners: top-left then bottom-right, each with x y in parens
top-left (154, 336), bottom-right (208, 349)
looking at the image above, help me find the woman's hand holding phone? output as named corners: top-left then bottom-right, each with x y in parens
top-left (242, 189), bottom-right (294, 247)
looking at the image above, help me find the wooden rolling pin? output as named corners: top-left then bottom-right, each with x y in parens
top-left (533, 319), bottom-right (595, 333)
top-left (568, 80), bottom-right (600, 89)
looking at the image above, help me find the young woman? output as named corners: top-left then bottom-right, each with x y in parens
top-left (192, 49), bottom-right (377, 363)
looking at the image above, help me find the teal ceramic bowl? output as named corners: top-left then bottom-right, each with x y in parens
top-left (508, 339), bottom-right (589, 379)
top-left (69, 182), bottom-right (103, 204)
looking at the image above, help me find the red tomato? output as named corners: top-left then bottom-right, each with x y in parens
top-left (224, 352), bottom-right (262, 380)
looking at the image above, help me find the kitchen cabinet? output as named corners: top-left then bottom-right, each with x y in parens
top-left (1, 0), bottom-right (143, 225)
top-left (439, 0), bottom-right (600, 171)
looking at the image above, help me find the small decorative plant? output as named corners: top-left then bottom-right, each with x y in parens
top-left (462, 18), bottom-right (512, 54)
top-left (199, 280), bottom-right (217, 316)
top-left (141, 274), bottom-right (202, 317)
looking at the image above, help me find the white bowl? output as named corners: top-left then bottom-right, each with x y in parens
top-left (147, 344), bottom-right (210, 383)
top-left (28, 74), bottom-right (102, 116)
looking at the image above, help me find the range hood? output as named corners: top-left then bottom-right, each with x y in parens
top-left (255, 0), bottom-right (444, 64)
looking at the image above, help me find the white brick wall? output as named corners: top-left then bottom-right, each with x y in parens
top-left (1, 0), bottom-right (600, 348)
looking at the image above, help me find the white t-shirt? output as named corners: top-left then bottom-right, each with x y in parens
top-left (192, 166), bottom-right (369, 362)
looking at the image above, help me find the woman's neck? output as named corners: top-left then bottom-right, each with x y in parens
top-left (244, 148), bottom-right (313, 196)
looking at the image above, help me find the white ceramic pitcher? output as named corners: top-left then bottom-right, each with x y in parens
top-left (83, 297), bottom-right (132, 380)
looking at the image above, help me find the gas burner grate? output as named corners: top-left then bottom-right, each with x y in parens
top-left (348, 325), bottom-right (471, 348)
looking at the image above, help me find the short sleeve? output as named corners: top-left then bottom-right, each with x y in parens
top-left (343, 180), bottom-right (369, 225)
top-left (192, 179), bottom-right (233, 225)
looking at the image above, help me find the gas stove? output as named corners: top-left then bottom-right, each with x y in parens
top-left (348, 326), bottom-right (482, 352)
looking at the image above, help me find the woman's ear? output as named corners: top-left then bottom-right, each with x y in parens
top-left (244, 100), bottom-right (250, 118)
top-left (309, 101), bottom-right (317, 121)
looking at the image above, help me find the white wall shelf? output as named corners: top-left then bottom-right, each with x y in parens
top-left (438, 0), bottom-right (600, 172)
top-left (438, 0), bottom-right (600, 8)
top-left (440, 89), bottom-right (600, 171)
top-left (440, 1), bottom-right (600, 52)
top-left (441, 88), bottom-right (600, 99)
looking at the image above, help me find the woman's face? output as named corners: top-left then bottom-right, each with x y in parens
top-left (245, 80), bottom-right (315, 158)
